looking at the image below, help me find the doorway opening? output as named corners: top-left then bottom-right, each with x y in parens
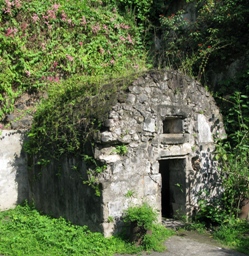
top-left (159, 158), bottom-right (186, 218)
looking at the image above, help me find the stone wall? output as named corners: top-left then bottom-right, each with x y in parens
top-left (0, 130), bottom-right (28, 210)
top-left (29, 70), bottom-right (225, 236)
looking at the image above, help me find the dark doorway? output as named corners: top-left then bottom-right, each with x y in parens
top-left (159, 159), bottom-right (186, 218)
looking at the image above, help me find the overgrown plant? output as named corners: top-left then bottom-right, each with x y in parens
top-left (159, 0), bottom-right (249, 85)
top-left (215, 91), bottom-right (249, 218)
top-left (123, 203), bottom-right (174, 251)
top-left (0, 203), bottom-right (174, 255)
top-left (24, 73), bottom-right (145, 195)
top-left (114, 145), bottom-right (128, 155)
top-left (124, 203), bottom-right (157, 230)
top-left (0, 203), bottom-right (141, 255)
top-left (83, 154), bottom-right (107, 196)
top-left (0, 0), bottom-right (147, 120)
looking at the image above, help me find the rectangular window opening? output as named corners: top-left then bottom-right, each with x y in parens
top-left (163, 117), bottom-right (183, 134)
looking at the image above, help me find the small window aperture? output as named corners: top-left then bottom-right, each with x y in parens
top-left (163, 117), bottom-right (183, 134)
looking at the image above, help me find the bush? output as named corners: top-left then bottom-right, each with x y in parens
top-left (123, 203), bottom-right (174, 251)
top-left (124, 203), bottom-right (157, 230)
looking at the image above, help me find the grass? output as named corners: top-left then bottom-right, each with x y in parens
top-left (0, 203), bottom-right (174, 256)
top-left (212, 219), bottom-right (249, 255)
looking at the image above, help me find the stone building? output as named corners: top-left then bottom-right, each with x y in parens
top-left (28, 70), bottom-right (225, 236)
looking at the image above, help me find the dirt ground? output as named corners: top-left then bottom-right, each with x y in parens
top-left (116, 229), bottom-right (247, 256)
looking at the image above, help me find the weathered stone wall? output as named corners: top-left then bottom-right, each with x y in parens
top-left (29, 70), bottom-right (225, 236)
top-left (0, 130), bottom-right (28, 210)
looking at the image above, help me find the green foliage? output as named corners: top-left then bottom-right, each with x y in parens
top-left (0, 203), bottom-right (140, 256)
top-left (213, 218), bottom-right (249, 255)
top-left (195, 197), bottom-right (225, 226)
top-left (142, 224), bottom-right (175, 252)
top-left (25, 77), bottom-right (124, 153)
top-left (123, 203), bottom-right (174, 251)
top-left (83, 154), bottom-right (107, 196)
top-left (192, 92), bottom-right (249, 227)
top-left (159, 0), bottom-right (249, 84)
top-left (215, 92), bottom-right (249, 218)
top-left (124, 203), bottom-right (157, 230)
top-left (0, 0), bottom-right (147, 120)
top-left (117, 0), bottom-right (153, 22)
top-left (125, 190), bottom-right (135, 198)
top-left (24, 73), bottom-right (140, 194)
top-left (114, 144), bottom-right (128, 155)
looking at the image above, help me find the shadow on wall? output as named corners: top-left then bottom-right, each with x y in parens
top-left (28, 155), bottom-right (105, 233)
top-left (190, 146), bottom-right (223, 214)
top-left (13, 131), bottom-right (29, 206)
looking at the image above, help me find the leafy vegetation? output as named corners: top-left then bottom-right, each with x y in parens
top-left (1, 0), bottom-right (249, 253)
top-left (213, 218), bottom-right (249, 255)
top-left (156, 2), bottom-right (249, 252)
top-left (159, 0), bottom-right (249, 89)
top-left (123, 203), bottom-right (175, 251)
top-left (215, 92), bottom-right (249, 218)
top-left (0, 203), bottom-right (174, 255)
top-left (124, 203), bottom-right (157, 230)
top-left (0, 0), bottom-right (148, 120)
top-left (189, 90), bottom-right (249, 254)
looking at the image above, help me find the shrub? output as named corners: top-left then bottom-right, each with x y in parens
top-left (124, 203), bottom-right (157, 230)
top-left (123, 203), bottom-right (174, 251)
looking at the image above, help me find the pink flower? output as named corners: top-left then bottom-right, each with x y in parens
top-left (79, 41), bottom-right (83, 46)
top-left (61, 11), bottom-right (67, 21)
top-left (120, 23), bottom-right (130, 29)
top-left (52, 3), bottom-right (60, 11)
top-left (92, 24), bottom-right (100, 34)
top-left (127, 34), bottom-right (133, 44)
top-left (47, 9), bottom-right (56, 19)
top-left (66, 54), bottom-right (74, 61)
top-left (103, 24), bottom-right (108, 31)
top-left (81, 16), bottom-right (87, 25)
top-left (110, 59), bottom-right (115, 65)
top-left (25, 70), bottom-right (31, 77)
top-left (32, 14), bottom-right (39, 22)
top-left (4, 0), bottom-right (12, 14)
top-left (47, 76), bottom-right (60, 82)
top-left (14, 0), bottom-right (21, 8)
top-left (5, 27), bottom-right (17, 37)
top-left (53, 76), bottom-right (60, 82)
top-left (119, 36), bottom-right (125, 41)
top-left (5, 0), bottom-right (12, 9)
top-left (21, 22), bottom-right (29, 31)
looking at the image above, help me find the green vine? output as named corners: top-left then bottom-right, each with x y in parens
top-left (24, 73), bottom-right (141, 195)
